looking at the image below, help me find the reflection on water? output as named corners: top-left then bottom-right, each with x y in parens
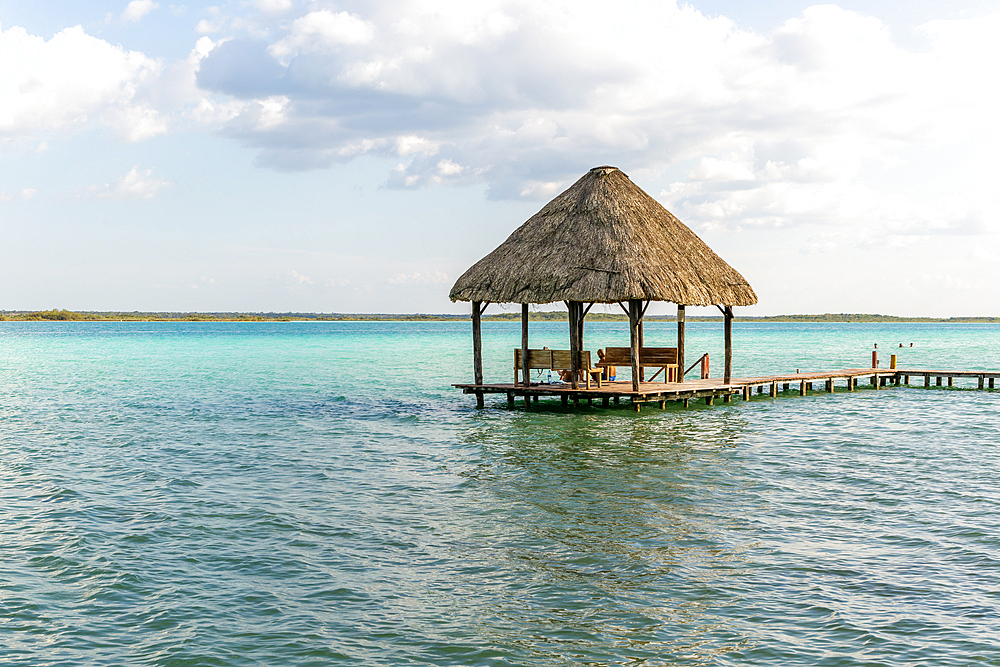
top-left (456, 409), bottom-right (756, 664)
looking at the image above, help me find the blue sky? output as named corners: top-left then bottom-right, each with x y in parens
top-left (2, 0), bottom-right (999, 316)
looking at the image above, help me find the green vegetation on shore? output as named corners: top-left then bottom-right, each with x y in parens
top-left (2, 309), bottom-right (999, 323)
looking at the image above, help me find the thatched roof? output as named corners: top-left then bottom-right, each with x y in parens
top-left (449, 166), bottom-right (757, 306)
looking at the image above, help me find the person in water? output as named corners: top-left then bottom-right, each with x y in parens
top-left (597, 349), bottom-right (617, 381)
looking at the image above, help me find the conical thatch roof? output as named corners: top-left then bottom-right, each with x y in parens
top-left (449, 166), bottom-right (757, 306)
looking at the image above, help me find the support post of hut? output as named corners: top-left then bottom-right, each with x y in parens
top-left (724, 306), bottom-right (733, 384)
top-left (638, 316), bottom-right (645, 382)
top-left (520, 303), bottom-right (529, 388)
top-left (676, 304), bottom-right (685, 383)
top-left (569, 301), bottom-right (580, 389)
top-left (629, 298), bottom-right (642, 392)
top-left (472, 301), bottom-right (484, 408)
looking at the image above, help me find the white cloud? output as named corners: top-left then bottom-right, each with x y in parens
top-left (387, 270), bottom-right (449, 285)
top-left (0, 187), bottom-right (37, 202)
top-left (196, 18), bottom-right (224, 34)
top-left (254, 0), bottom-right (292, 14)
top-left (0, 24), bottom-right (167, 141)
top-left (122, 0), bottom-right (159, 23)
top-left (268, 10), bottom-right (374, 63)
top-left (288, 269), bottom-right (313, 284)
top-left (85, 166), bottom-right (170, 200)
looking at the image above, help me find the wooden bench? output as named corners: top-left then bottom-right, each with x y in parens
top-left (596, 347), bottom-right (679, 382)
top-left (514, 349), bottom-right (603, 388)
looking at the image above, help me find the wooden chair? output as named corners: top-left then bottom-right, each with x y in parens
top-left (550, 350), bottom-right (603, 389)
top-left (514, 348), bottom-right (552, 385)
top-left (513, 349), bottom-right (603, 388)
top-left (596, 347), bottom-right (679, 382)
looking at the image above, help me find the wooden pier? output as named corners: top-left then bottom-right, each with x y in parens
top-left (455, 367), bottom-right (1000, 412)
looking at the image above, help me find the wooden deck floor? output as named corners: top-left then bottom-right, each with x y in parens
top-left (455, 367), bottom-right (999, 410)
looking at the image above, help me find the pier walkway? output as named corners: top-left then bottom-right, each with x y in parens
top-left (455, 367), bottom-right (1000, 411)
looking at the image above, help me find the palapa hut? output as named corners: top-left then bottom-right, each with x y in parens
top-left (450, 166), bottom-right (756, 405)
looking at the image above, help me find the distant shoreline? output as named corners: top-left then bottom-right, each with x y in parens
top-left (2, 309), bottom-right (999, 323)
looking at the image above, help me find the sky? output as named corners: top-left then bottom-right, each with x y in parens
top-left (2, 0), bottom-right (1000, 316)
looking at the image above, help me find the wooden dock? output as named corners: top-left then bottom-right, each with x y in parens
top-left (455, 367), bottom-right (1000, 411)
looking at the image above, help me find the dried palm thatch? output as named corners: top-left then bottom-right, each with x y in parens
top-left (450, 166), bottom-right (757, 306)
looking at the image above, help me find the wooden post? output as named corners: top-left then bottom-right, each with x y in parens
top-left (872, 350), bottom-right (878, 368)
top-left (783, 383), bottom-right (789, 391)
top-left (848, 377), bottom-right (854, 391)
top-left (936, 376), bottom-right (942, 386)
top-left (724, 394), bottom-right (731, 403)
top-left (638, 313), bottom-right (645, 382)
top-left (890, 354), bottom-right (897, 370)
top-left (827, 379), bottom-right (834, 393)
top-left (979, 375), bottom-right (985, 389)
top-left (676, 305), bottom-right (685, 384)
top-left (700, 354), bottom-right (710, 380)
top-left (990, 378), bottom-right (995, 389)
top-left (724, 306), bottom-right (733, 384)
top-left (629, 298), bottom-right (641, 392)
top-left (770, 381), bottom-right (777, 397)
top-left (568, 301), bottom-right (580, 389)
top-left (800, 380), bottom-right (806, 396)
top-left (521, 303), bottom-right (529, 388)
top-left (472, 301), bottom-right (484, 408)
top-left (948, 376), bottom-right (953, 387)
top-left (683, 398), bottom-right (690, 408)
top-left (924, 374), bottom-right (930, 387)
top-left (705, 396), bottom-right (714, 406)
top-left (904, 375), bottom-right (909, 385)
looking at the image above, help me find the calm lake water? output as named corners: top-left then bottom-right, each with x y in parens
top-left (1, 321), bottom-right (999, 666)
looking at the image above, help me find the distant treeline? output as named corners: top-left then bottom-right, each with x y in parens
top-left (0, 309), bottom-right (464, 322)
top-left (3, 309), bottom-right (999, 323)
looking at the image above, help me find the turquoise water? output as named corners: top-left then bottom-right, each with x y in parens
top-left (2, 321), bottom-right (999, 666)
